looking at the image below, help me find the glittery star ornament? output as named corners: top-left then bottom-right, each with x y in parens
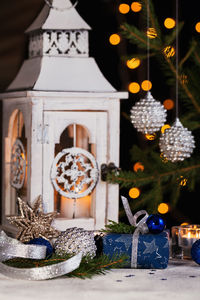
top-left (130, 91), bottom-right (167, 134)
top-left (159, 118), bottom-right (195, 162)
top-left (7, 196), bottom-right (60, 243)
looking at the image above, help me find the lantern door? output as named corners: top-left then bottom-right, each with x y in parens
top-left (42, 111), bottom-right (108, 230)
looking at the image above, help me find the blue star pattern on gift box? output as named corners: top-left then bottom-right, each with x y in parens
top-left (103, 232), bottom-right (169, 269)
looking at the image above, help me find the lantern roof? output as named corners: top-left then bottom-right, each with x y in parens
top-left (6, 0), bottom-right (122, 93)
top-left (26, 0), bottom-right (91, 32)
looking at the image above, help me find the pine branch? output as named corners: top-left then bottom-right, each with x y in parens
top-left (4, 253), bottom-right (127, 279)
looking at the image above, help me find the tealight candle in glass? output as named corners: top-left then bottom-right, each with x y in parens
top-left (178, 225), bottom-right (200, 259)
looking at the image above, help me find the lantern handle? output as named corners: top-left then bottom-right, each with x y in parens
top-left (44, 0), bottom-right (78, 11)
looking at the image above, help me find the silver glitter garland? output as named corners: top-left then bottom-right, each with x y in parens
top-left (130, 91), bottom-right (167, 134)
top-left (159, 118), bottom-right (195, 162)
top-left (54, 227), bottom-right (97, 259)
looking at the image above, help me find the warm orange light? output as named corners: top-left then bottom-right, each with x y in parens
top-left (133, 162), bottom-right (144, 172)
top-left (163, 46), bottom-right (175, 58)
top-left (158, 203), bottom-right (169, 214)
top-left (126, 58), bottom-right (141, 69)
top-left (181, 222), bottom-right (189, 226)
top-left (129, 187), bottom-right (140, 199)
top-left (119, 3), bottom-right (130, 14)
top-left (164, 18), bottom-right (176, 29)
top-left (128, 82), bottom-right (140, 93)
top-left (195, 22), bottom-right (200, 33)
top-left (161, 124), bottom-right (171, 134)
top-left (109, 34), bottom-right (121, 45)
top-left (146, 28), bottom-right (157, 39)
top-left (163, 99), bottom-right (174, 110)
top-left (145, 133), bottom-right (156, 140)
top-left (180, 74), bottom-right (188, 84)
top-left (180, 177), bottom-right (187, 186)
top-left (131, 2), bottom-right (142, 12)
top-left (141, 80), bottom-right (152, 91)
top-left (160, 153), bottom-right (168, 163)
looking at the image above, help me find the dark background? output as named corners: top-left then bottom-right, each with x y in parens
top-left (0, 0), bottom-right (199, 227)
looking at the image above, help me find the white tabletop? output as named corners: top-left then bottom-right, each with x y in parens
top-left (0, 259), bottom-right (199, 300)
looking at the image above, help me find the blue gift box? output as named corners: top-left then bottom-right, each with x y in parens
top-left (102, 231), bottom-right (169, 269)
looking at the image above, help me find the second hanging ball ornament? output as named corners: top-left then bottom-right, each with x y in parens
top-left (159, 118), bottom-right (195, 162)
top-left (130, 91), bottom-right (167, 134)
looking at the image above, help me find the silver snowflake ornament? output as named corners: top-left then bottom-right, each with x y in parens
top-left (130, 91), bottom-right (167, 134)
top-left (10, 139), bottom-right (26, 189)
top-left (51, 147), bottom-right (99, 199)
top-left (159, 118), bottom-right (195, 162)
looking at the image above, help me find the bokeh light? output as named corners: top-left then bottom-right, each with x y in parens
top-left (131, 2), bottom-right (142, 12)
top-left (129, 187), bottom-right (140, 199)
top-left (164, 18), bottom-right (176, 29)
top-left (128, 82), bottom-right (140, 93)
top-left (180, 74), bottom-right (188, 85)
top-left (146, 28), bottom-right (158, 39)
top-left (141, 80), bottom-right (152, 91)
top-left (163, 99), bottom-right (174, 110)
top-left (195, 22), bottom-right (200, 33)
top-left (181, 222), bottom-right (189, 226)
top-left (160, 153), bottom-right (168, 163)
top-left (163, 46), bottom-right (175, 58)
top-left (109, 34), bottom-right (121, 45)
top-left (133, 162), bottom-right (144, 172)
top-left (126, 58), bottom-right (141, 69)
top-left (180, 176), bottom-right (187, 186)
top-left (119, 3), bottom-right (130, 14)
top-left (145, 133), bottom-right (156, 140)
top-left (161, 124), bottom-right (171, 134)
top-left (158, 203), bottom-right (169, 214)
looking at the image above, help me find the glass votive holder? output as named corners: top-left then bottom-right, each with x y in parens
top-left (178, 225), bottom-right (200, 259)
top-left (171, 226), bottom-right (183, 259)
top-left (171, 225), bottom-right (200, 259)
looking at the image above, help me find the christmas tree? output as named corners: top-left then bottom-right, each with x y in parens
top-left (106, 0), bottom-right (200, 226)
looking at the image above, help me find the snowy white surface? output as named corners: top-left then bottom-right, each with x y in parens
top-left (0, 259), bottom-right (199, 300)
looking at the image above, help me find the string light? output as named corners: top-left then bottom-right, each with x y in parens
top-left (164, 18), bottom-right (176, 29)
top-left (133, 162), bottom-right (144, 172)
top-left (181, 222), bottom-right (189, 226)
top-left (161, 124), bottom-right (171, 134)
top-left (158, 203), bottom-right (169, 214)
top-left (163, 46), bottom-right (175, 58)
top-left (126, 58), bottom-right (141, 69)
top-left (128, 82), bottom-right (140, 93)
top-left (129, 187), bottom-right (140, 199)
top-left (160, 153), bottom-right (168, 163)
top-left (145, 133), bottom-right (156, 140)
top-left (119, 3), bottom-right (130, 14)
top-left (109, 34), bottom-right (120, 45)
top-left (163, 99), bottom-right (174, 110)
top-left (131, 2), bottom-right (142, 12)
top-left (195, 22), bottom-right (200, 33)
top-left (141, 80), bottom-right (152, 91)
top-left (180, 74), bottom-right (188, 85)
top-left (146, 28), bottom-right (157, 39)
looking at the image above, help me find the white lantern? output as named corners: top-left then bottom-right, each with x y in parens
top-left (0, 0), bottom-right (128, 234)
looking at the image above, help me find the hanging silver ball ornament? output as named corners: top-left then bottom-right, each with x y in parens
top-left (130, 91), bottom-right (167, 134)
top-left (54, 227), bottom-right (97, 259)
top-left (159, 118), bottom-right (195, 162)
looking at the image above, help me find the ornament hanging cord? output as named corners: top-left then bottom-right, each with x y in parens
top-left (44, 0), bottom-right (78, 11)
top-left (175, 0), bottom-right (179, 118)
top-left (147, 0), bottom-right (150, 84)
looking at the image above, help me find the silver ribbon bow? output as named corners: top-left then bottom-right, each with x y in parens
top-left (0, 231), bottom-right (82, 280)
top-left (121, 196), bottom-right (149, 268)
